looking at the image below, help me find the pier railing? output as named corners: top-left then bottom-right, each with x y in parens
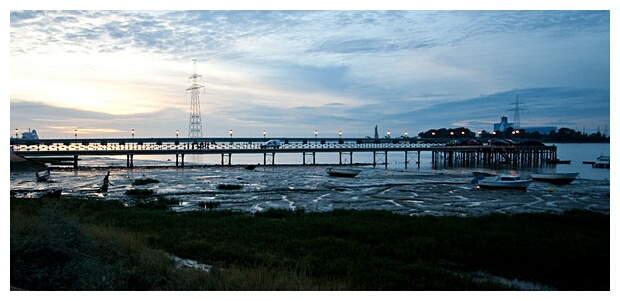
top-left (10, 137), bottom-right (556, 168)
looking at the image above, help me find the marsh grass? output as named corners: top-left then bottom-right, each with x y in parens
top-left (125, 188), bottom-right (155, 197)
top-left (10, 197), bottom-right (609, 291)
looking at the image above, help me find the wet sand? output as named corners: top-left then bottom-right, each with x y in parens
top-left (10, 165), bottom-right (610, 217)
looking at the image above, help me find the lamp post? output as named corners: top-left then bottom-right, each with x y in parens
top-left (132, 128), bottom-right (135, 139)
top-left (176, 129), bottom-right (179, 138)
top-left (15, 128), bottom-right (18, 139)
top-left (263, 130), bottom-right (266, 140)
top-left (387, 130), bottom-right (391, 138)
top-left (314, 129), bottom-right (318, 141)
top-left (339, 130), bottom-right (342, 139)
top-left (404, 132), bottom-right (408, 138)
top-left (229, 129), bottom-right (233, 144)
top-left (74, 129), bottom-right (77, 140)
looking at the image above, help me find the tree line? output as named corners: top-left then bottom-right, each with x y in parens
top-left (417, 127), bottom-right (609, 143)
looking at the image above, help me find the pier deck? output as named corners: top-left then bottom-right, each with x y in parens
top-left (10, 137), bottom-right (557, 168)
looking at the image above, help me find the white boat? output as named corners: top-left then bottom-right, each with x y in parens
top-left (477, 174), bottom-right (532, 190)
top-left (530, 172), bottom-right (579, 185)
top-left (326, 167), bottom-right (362, 177)
top-left (593, 155), bottom-right (610, 168)
top-left (36, 169), bottom-right (50, 181)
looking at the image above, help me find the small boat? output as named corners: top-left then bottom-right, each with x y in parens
top-left (546, 159), bottom-right (571, 164)
top-left (36, 169), bottom-right (50, 181)
top-left (244, 165), bottom-right (256, 170)
top-left (477, 174), bottom-right (532, 190)
top-left (326, 167), bottom-right (362, 177)
top-left (593, 155), bottom-right (610, 168)
top-left (530, 172), bottom-right (579, 185)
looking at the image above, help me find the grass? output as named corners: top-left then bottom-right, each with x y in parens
top-left (125, 188), bottom-right (155, 196)
top-left (10, 197), bottom-right (610, 291)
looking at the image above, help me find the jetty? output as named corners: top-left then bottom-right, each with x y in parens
top-left (10, 137), bottom-right (557, 169)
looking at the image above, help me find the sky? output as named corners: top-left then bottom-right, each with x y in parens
top-left (6, 2), bottom-right (615, 140)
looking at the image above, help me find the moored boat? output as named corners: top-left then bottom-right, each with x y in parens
top-left (326, 167), bottom-right (362, 177)
top-left (477, 174), bottom-right (532, 190)
top-left (36, 169), bottom-right (50, 181)
top-left (592, 155), bottom-right (610, 168)
top-left (530, 172), bottom-right (579, 185)
top-left (545, 158), bottom-right (571, 164)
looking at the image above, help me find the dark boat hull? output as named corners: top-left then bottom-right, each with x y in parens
top-left (530, 173), bottom-right (579, 185)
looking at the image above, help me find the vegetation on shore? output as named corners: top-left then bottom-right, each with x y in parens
top-left (11, 197), bottom-right (609, 291)
top-left (417, 127), bottom-right (609, 143)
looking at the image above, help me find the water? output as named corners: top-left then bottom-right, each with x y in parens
top-left (10, 143), bottom-right (610, 217)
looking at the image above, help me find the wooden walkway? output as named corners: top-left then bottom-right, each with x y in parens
top-left (10, 137), bottom-right (557, 168)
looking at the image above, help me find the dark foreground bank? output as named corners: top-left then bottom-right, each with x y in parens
top-left (10, 197), bottom-right (609, 291)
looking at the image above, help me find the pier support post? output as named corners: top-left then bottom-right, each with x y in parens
top-left (418, 151), bottom-right (421, 168)
top-left (73, 154), bottom-right (79, 169)
top-left (126, 154), bottom-right (133, 168)
top-left (385, 151), bottom-right (388, 168)
top-left (176, 154), bottom-right (184, 167)
top-left (339, 152), bottom-right (352, 165)
top-left (221, 153), bottom-right (231, 165)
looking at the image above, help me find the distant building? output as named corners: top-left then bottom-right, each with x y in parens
top-left (493, 116), bottom-right (513, 132)
top-left (493, 116), bottom-right (556, 134)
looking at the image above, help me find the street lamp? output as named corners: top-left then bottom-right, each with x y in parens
top-left (132, 128), bottom-right (135, 139)
top-left (314, 129), bottom-right (318, 140)
top-left (15, 128), bottom-right (18, 139)
top-left (404, 132), bottom-right (408, 138)
top-left (387, 130), bottom-right (391, 138)
top-left (74, 129), bottom-right (77, 139)
top-left (176, 129), bottom-right (179, 138)
top-left (339, 130), bottom-right (342, 138)
top-left (229, 129), bottom-right (233, 144)
top-left (263, 130), bottom-right (266, 140)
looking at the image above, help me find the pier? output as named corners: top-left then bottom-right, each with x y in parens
top-left (10, 137), bottom-right (557, 169)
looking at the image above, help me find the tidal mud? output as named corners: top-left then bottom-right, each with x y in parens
top-left (10, 166), bottom-right (610, 217)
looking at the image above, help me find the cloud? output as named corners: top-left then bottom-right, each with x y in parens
top-left (9, 10), bottom-right (610, 139)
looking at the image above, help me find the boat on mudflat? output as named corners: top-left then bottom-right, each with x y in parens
top-left (36, 169), bottom-right (50, 181)
top-left (477, 174), bottom-right (532, 190)
top-left (326, 167), bottom-right (362, 178)
top-left (530, 172), bottom-right (579, 185)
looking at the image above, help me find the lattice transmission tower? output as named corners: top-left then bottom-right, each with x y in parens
top-left (186, 59), bottom-right (205, 138)
top-left (506, 93), bottom-right (528, 129)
